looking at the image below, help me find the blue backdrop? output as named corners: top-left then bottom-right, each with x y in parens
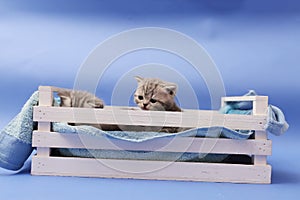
top-left (0, 0), bottom-right (299, 199)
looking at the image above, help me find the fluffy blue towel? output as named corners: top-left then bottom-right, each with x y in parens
top-left (0, 92), bottom-right (38, 171)
top-left (0, 90), bottom-right (289, 171)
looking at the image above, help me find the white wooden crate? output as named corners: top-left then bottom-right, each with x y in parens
top-left (31, 86), bottom-right (271, 184)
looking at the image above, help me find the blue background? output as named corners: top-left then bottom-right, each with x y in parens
top-left (0, 0), bottom-right (299, 199)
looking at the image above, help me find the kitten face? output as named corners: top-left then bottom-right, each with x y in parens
top-left (134, 76), bottom-right (180, 111)
top-left (57, 89), bottom-right (104, 108)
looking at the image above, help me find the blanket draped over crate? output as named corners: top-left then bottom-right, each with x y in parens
top-left (0, 91), bottom-right (289, 171)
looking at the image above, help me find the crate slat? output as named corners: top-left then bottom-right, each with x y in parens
top-left (222, 96), bottom-right (268, 102)
top-left (33, 106), bottom-right (266, 130)
top-left (31, 156), bottom-right (271, 184)
top-left (32, 131), bottom-right (271, 155)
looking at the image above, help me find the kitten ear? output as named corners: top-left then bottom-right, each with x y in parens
top-left (164, 84), bottom-right (177, 96)
top-left (134, 76), bottom-right (144, 83)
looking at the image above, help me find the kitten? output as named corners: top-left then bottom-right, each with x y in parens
top-left (57, 88), bottom-right (104, 109)
top-left (134, 76), bottom-right (181, 112)
top-left (56, 88), bottom-right (120, 131)
top-left (134, 76), bottom-right (182, 133)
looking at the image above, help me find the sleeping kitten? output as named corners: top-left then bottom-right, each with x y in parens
top-left (57, 88), bottom-right (104, 109)
top-left (56, 88), bottom-right (119, 131)
top-left (134, 76), bottom-right (182, 133)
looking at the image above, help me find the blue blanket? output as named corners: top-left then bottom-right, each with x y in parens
top-left (0, 90), bottom-right (289, 171)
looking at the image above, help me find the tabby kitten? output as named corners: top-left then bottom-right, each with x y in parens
top-left (57, 88), bottom-right (104, 109)
top-left (56, 88), bottom-right (120, 131)
top-left (134, 76), bottom-right (181, 112)
top-left (134, 76), bottom-right (182, 133)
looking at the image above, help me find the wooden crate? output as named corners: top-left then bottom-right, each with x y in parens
top-left (31, 86), bottom-right (271, 184)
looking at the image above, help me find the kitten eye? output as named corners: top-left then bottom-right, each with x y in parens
top-left (138, 95), bottom-right (144, 100)
top-left (150, 98), bottom-right (157, 103)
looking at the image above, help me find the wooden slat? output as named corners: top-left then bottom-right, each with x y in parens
top-left (252, 96), bottom-right (269, 165)
top-left (31, 156), bottom-right (271, 184)
top-left (32, 131), bottom-right (272, 155)
top-left (36, 86), bottom-right (53, 157)
top-left (222, 96), bottom-right (268, 102)
top-left (253, 96), bottom-right (269, 116)
top-left (33, 106), bottom-right (267, 130)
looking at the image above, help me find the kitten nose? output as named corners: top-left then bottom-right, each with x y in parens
top-left (143, 103), bottom-right (148, 108)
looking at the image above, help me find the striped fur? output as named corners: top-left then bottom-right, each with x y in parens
top-left (134, 76), bottom-right (181, 112)
top-left (57, 89), bottom-right (104, 109)
top-left (56, 89), bottom-right (119, 130)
